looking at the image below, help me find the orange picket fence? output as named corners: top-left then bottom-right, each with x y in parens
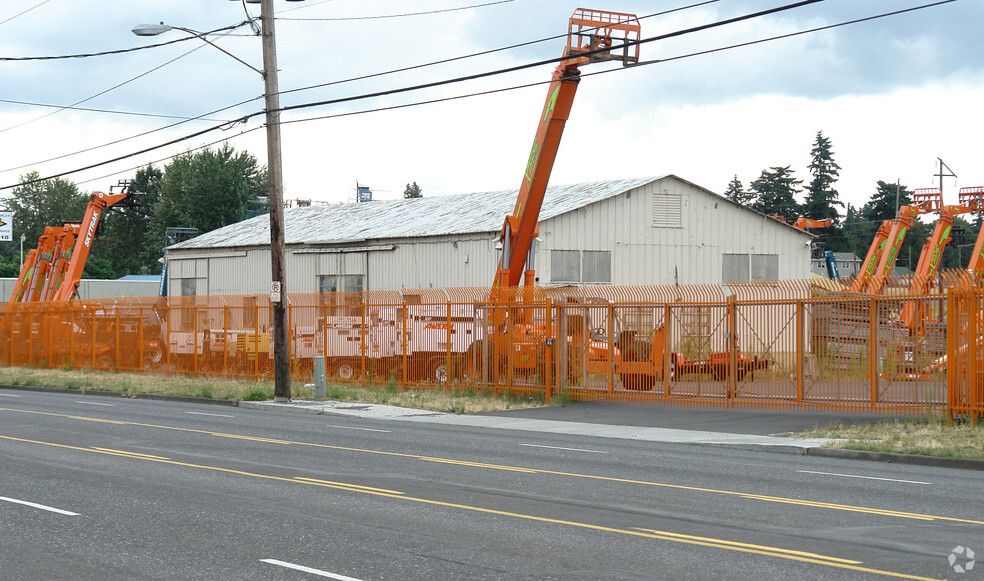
top-left (1, 278), bottom-right (981, 421)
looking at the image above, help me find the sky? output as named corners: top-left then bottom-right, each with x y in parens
top-left (1, 0), bottom-right (982, 218)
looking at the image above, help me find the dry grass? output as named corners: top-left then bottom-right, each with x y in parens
top-left (793, 419), bottom-right (984, 460)
top-left (0, 366), bottom-right (562, 414)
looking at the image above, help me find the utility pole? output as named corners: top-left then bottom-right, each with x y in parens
top-left (260, 0), bottom-right (291, 401)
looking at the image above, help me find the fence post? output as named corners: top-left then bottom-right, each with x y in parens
top-left (795, 299), bottom-right (804, 405)
top-left (607, 302), bottom-right (615, 397)
top-left (727, 295), bottom-right (737, 408)
top-left (401, 300), bottom-right (408, 392)
top-left (446, 300), bottom-right (452, 387)
top-left (869, 296), bottom-right (878, 408)
top-left (545, 298), bottom-right (553, 403)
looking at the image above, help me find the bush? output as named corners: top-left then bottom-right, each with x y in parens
top-left (241, 385), bottom-right (272, 401)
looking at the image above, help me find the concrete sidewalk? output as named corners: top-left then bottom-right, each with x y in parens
top-left (238, 399), bottom-right (838, 452)
top-left (239, 399), bottom-right (984, 470)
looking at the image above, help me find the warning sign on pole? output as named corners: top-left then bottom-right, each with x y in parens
top-left (0, 212), bottom-right (12, 242)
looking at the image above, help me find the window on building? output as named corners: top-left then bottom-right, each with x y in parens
top-left (551, 250), bottom-right (611, 284)
top-left (582, 251), bottom-right (611, 283)
top-left (180, 278), bottom-right (196, 296)
top-left (722, 253), bottom-right (778, 282)
top-left (550, 250), bottom-right (580, 283)
top-left (318, 274), bottom-right (364, 315)
top-left (750, 254), bottom-right (779, 281)
top-left (318, 274), bottom-right (364, 294)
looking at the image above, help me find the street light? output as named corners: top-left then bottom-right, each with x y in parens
top-left (133, 0), bottom-right (301, 401)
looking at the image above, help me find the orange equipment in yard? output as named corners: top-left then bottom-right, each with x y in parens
top-left (959, 186), bottom-right (984, 284)
top-left (899, 196), bottom-right (975, 336)
top-left (52, 189), bottom-right (129, 301)
top-left (492, 9), bottom-right (640, 291)
top-left (791, 217), bottom-right (831, 230)
top-left (850, 188), bottom-right (942, 294)
top-left (8, 185), bottom-right (130, 304)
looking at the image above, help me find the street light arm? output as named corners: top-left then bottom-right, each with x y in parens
top-left (131, 22), bottom-right (264, 77)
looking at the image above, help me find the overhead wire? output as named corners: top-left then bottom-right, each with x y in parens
top-left (0, 98), bottom-right (256, 176)
top-left (278, 0), bottom-right (515, 21)
top-left (0, 0), bottom-right (956, 192)
top-left (0, 0), bottom-right (52, 27)
top-left (277, 0), bottom-right (725, 99)
top-left (0, 22), bottom-right (252, 61)
top-left (1, 0), bottom-right (721, 172)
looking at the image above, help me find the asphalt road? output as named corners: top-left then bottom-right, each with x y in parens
top-left (1, 388), bottom-right (982, 580)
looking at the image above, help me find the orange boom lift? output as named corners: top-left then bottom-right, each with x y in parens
top-left (493, 9), bottom-right (640, 291)
top-left (850, 188), bottom-right (942, 294)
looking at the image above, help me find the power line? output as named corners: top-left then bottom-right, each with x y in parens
top-left (0, 99), bottom-right (255, 176)
top-left (0, 22), bottom-right (251, 61)
top-left (0, 0), bottom-right (954, 192)
top-left (276, 0), bottom-right (826, 116)
top-left (0, 0), bottom-right (721, 176)
top-left (0, 0), bottom-right (52, 27)
top-left (0, 98), bottom-right (234, 122)
top-left (278, 0), bottom-right (514, 21)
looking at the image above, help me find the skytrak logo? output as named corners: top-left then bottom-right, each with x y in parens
top-left (83, 210), bottom-right (99, 247)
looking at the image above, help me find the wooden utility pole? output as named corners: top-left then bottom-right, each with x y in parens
top-left (260, 0), bottom-right (291, 401)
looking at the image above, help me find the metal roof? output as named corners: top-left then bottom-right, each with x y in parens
top-left (170, 176), bottom-right (660, 250)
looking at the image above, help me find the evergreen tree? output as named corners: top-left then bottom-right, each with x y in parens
top-left (723, 175), bottom-right (753, 205)
top-left (862, 180), bottom-right (911, 222)
top-left (403, 182), bottom-right (422, 199)
top-left (749, 166), bottom-right (802, 218)
top-left (803, 131), bottom-right (843, 221)
top-left (854, 181), bottom-right (927, 273)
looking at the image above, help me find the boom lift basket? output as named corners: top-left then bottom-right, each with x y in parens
top-left (566, 9), bottom-right (640, 65)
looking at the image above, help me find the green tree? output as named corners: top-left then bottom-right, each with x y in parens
top-left (147, 144), bottom-right (267, 261)
top-left (854, 181), bottom-right (927, 273)
top-left (403, 182), bottom-right (422, 199)
top-left (91, 166), bottom-right (164, 276)
top-left (803, 131), bottom-right (843, 221)
top-left (862, 180), bottom-right (911, 223)
top-left (2, 171), bottom-right (87, 247)
top-left (723, 175), bottom-right (753, 205)
top-left (749, 166), bottom-right (802, 218)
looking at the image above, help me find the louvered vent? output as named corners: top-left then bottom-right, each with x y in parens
top-left (652, 191), bottom-right (682, 228)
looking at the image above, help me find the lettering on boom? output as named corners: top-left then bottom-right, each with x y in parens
top-left (524, 140), bottom-right (540, 185)
top-left (83, 210), bottom-right (100, 248)
top-left (928, 226), bottom-right (951, 272)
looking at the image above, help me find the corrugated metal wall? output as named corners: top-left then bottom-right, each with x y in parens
top-left (538, 178), bottom-right (810, 285)
top-left (0, 278), bottom-right (160, 301)
top-left (164, 176), bottom-right (812, 293)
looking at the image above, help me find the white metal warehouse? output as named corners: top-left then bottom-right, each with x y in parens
top-left (163, 175), bottom-right (812, 296)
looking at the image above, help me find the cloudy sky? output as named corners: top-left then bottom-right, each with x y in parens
top-left (0, 0), bottom-right (980, 215)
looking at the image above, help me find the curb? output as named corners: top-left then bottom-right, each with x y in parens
top-left (5, 385), bottom-right (983, 471)
top-left (0, 384), bottom-right (238, 407)
top-left (806, 446), bottom-right (984, 471)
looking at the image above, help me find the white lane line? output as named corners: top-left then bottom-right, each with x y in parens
top-left (186, 411), bottom-right (235, 418)
top-left (796, 470), bottom-right (931, 485)
top-left (521, 443), bottom-right (608, 454)
top-left (0, 393), bottom-right (20, 397)
top-left (76, 401), bottom-right (115, 407)
top-left (0, 496), bottom-right (80, 516)
top-left (325, 424), bottom-right (391, 433)
top-left (260, 559), bottom-right (363, 580)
